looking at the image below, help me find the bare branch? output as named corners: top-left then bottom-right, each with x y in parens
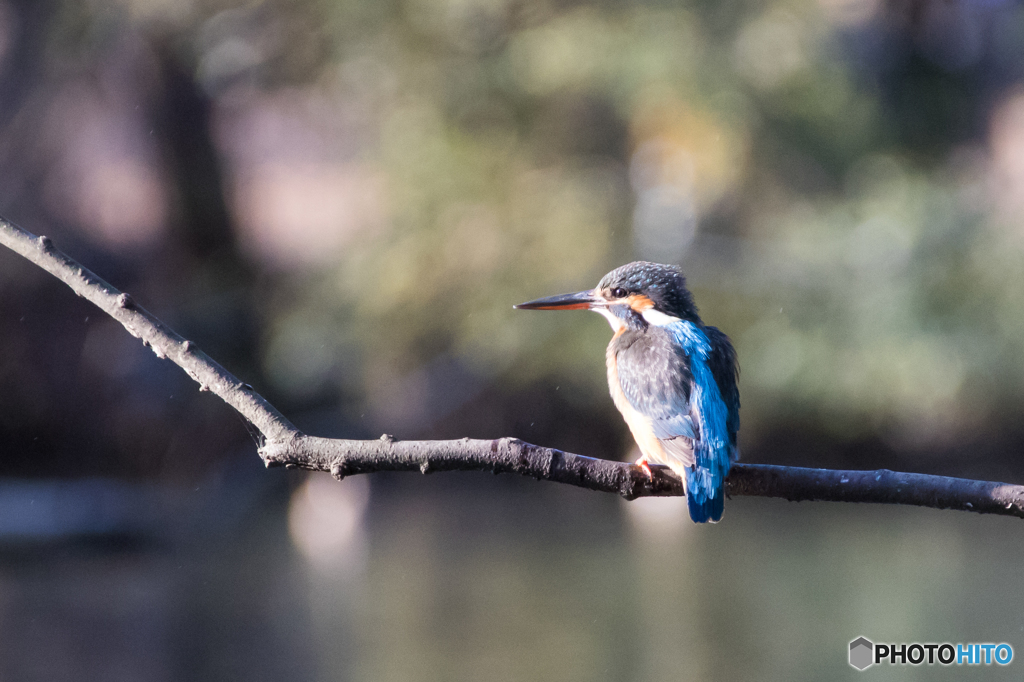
top-left (261, 435), bottom-right (1024, 518)
top-left (3, 214), bottom-right (1023, 519)
top-left (726, 464), bottom-right (1024, 518)
top-left (260, 434), bottom-right (681, 499)
top-left (0, 216), bottom-right (297, 442)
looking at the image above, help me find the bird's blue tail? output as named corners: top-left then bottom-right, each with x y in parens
top-left (685, 466), bottom-right (725, 523)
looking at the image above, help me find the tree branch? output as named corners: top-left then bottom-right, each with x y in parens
top-left (3, 215), bottom-right (1023, 519)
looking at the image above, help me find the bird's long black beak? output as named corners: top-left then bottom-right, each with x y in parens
top-left (514, 289), bottom-right (600, 310)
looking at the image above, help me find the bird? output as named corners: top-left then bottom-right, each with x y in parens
top-left (515, 261), bottom-right (739, 523)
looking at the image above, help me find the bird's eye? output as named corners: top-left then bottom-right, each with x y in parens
top-left (611, 287), bottom-right (628, 299)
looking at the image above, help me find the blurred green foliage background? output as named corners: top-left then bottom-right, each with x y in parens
top-left (1, 0), bottom-right (1024, 678)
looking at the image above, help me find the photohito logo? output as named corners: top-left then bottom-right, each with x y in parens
top-left (849, 637), bottom-right (1013, 670)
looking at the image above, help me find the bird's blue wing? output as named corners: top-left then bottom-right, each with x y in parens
top-left (668, 321), bottom-right (736, 522)
top-left (682, 324), bottom-right (739, 523)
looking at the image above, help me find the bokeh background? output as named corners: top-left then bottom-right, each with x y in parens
top-left (1, 0), bottom-right (1023, 679)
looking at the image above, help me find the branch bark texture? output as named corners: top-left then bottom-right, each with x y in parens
top-left (3, 215), bottom-right (1023, 519)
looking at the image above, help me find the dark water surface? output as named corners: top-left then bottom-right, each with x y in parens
top-left (0, 469), bottom-right (1019, 681)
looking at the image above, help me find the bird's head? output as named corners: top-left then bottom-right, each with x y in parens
top-left (514, 261), bottom-right (699, 331)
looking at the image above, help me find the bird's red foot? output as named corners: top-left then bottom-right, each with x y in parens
top-left (635, 456), bottom-right (654, 480)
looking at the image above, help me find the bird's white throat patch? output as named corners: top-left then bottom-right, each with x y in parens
top-left (594, 306), bottom-right (622, 331)
top-left (641, 308), bottom-right (681, 327)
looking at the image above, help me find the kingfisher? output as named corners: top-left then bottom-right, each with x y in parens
top-left (515, 261), bottom-right (739, 523)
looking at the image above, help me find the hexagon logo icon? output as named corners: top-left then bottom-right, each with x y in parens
top-left (849, 637), bottom-right (874, 670)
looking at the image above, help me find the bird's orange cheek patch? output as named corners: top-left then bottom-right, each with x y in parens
top-left (626, 294), bottom-right (654, 313)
